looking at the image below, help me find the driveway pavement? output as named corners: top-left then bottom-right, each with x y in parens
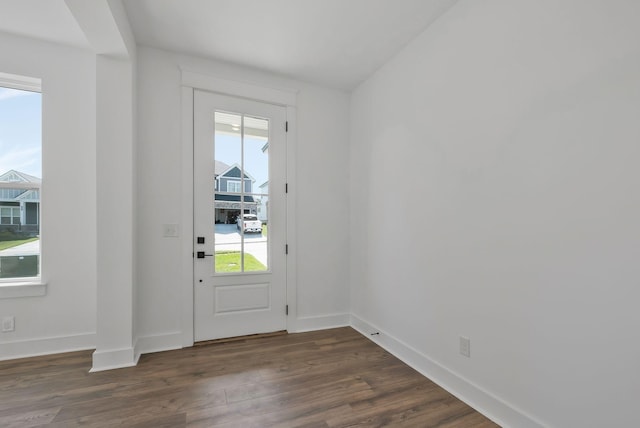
top-left (214, 224), bottom-right (268, 266)
top-left (0, 239), bottom-right (40, 256)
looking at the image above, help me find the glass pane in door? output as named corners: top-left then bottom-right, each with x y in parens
top-left (213, 111), bottom-right (269, 273)
top-left (243, 116), bottom-right (269, 272)
top-left (214, 112), bottom-right (242, 273)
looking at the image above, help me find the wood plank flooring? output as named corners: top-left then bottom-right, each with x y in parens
top-left (0, 327), bottom-right (500, 427)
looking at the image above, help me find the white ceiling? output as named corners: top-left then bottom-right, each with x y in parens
top-left (0, 0), bottom-right (89, 49)
top-left (122, 0), bottom-right (457, 90)
top-left (0, 0), bottom-right (457, 91)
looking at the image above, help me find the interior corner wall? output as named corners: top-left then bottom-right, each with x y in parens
top-left (0, 32), bottom-right (97, 359)
top-left (135, 46), bottom-right (350, 351)
top-left (349, 1), bottom-right (640, 427)
top-left (131, 52), bottom-right (140, 356)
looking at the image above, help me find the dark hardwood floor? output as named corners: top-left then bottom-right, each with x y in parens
top-left (0, 327), bottom-right (499, 427)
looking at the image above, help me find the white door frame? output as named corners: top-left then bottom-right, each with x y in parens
top-left (180, 71), bottom-right (298, 347)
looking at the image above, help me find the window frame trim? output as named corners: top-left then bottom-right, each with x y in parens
top-left (226, 179), bottom-right (242, 193)
top-left (0, 71), bottom-right (46, 297)
top-left (0, 280), bottom-right (46, 298)
top-left (0, 71), bottom-right (41, 92)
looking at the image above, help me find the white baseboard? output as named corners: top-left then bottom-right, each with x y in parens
top-left (135, 331), bottom-right (183, 358)
top-left (90, 346), bottom-right (138, 372)
top-left (293, 313), bottom-right (350, 333)
top-left (350, 314), bottom-right (544, 428)
top-left (0, 332), bottom-right (95, 361)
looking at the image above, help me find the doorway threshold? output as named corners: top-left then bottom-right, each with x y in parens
top-left (194, 330), bottom-right (288, 347)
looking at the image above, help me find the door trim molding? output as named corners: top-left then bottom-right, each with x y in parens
top-left (181, 71), bottom-right (298, 347)
top-left (181, 70), bottom-right (298, 106)
top-left (180, 86), bottom-right (195, 347)
top-left (283, 106), bottom-right (298, 333)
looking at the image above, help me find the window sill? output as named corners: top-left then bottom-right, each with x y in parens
top-left (0, 281), bottom-right (47, 299)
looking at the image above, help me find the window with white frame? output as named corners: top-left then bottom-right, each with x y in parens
top-left (0, 72), bottom-right (42, 281)
top-left (227, 180), bottom-right (242, 193)
top-left (0, 207), bottom-right (20, 225)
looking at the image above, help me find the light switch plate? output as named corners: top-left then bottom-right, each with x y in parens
top-left (163, 224), bottom-right (179, 237)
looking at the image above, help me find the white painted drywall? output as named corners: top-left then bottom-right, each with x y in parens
top-left (93, 53), bottom-right (136, 371)
top-left (0, 32), bottom-right (97, 359)
top-left (65, 0), bottom-right (139, 371)
top-left (135, 46), bottom-right (350, 346)
top-left (350, 1), bottom-right (640, 427)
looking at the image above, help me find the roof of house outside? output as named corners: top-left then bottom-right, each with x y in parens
top-left (214, 194), bottom-right (256, 203)
top-left (0, 170), bottom-right (41, 192)
top-left (214, 160), bottom-right (230, 176)
top-left (0, 169), bottom-right (41, 185)
top-left (0, 170), bottom-right (41, 202)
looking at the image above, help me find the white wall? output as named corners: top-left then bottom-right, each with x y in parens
top-left (85, 0), bottom-right (139, 372)
top-left (0, 32), bottom-right (97, 359)
top-left (135, 46), bottom-right (350, 349)
top-left (350, 1), bottom-right (640, 427)
top-left (295, 85), bottom-right (351, 326)
top-left (92, 54), bottom-right (137, 371)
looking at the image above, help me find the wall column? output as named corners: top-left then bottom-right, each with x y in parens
top-left (91, 54), bottom-right (136, 371)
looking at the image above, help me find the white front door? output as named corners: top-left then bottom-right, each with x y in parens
top-left (193, 90), bottom-right (287, 341)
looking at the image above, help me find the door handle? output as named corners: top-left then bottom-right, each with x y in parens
top-left (196, 251), bottom-right (214, 259)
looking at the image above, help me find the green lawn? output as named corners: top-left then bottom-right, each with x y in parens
top-left (0, 237), bottom-right (38, 251)
top-left (215, 251), bottom-right (266, 273)
top-left (262, 224), bottom-right (267, 237)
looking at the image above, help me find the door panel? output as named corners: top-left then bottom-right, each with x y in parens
top-left (215, 283), bottom-right (270, 313)
top-left (193, 90), bottom-right (287, 341)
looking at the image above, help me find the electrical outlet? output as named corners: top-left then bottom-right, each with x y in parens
top-left (2, 316), bottom-right (15, 332)
top-left (460, 336), bottom-right (470, 358)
